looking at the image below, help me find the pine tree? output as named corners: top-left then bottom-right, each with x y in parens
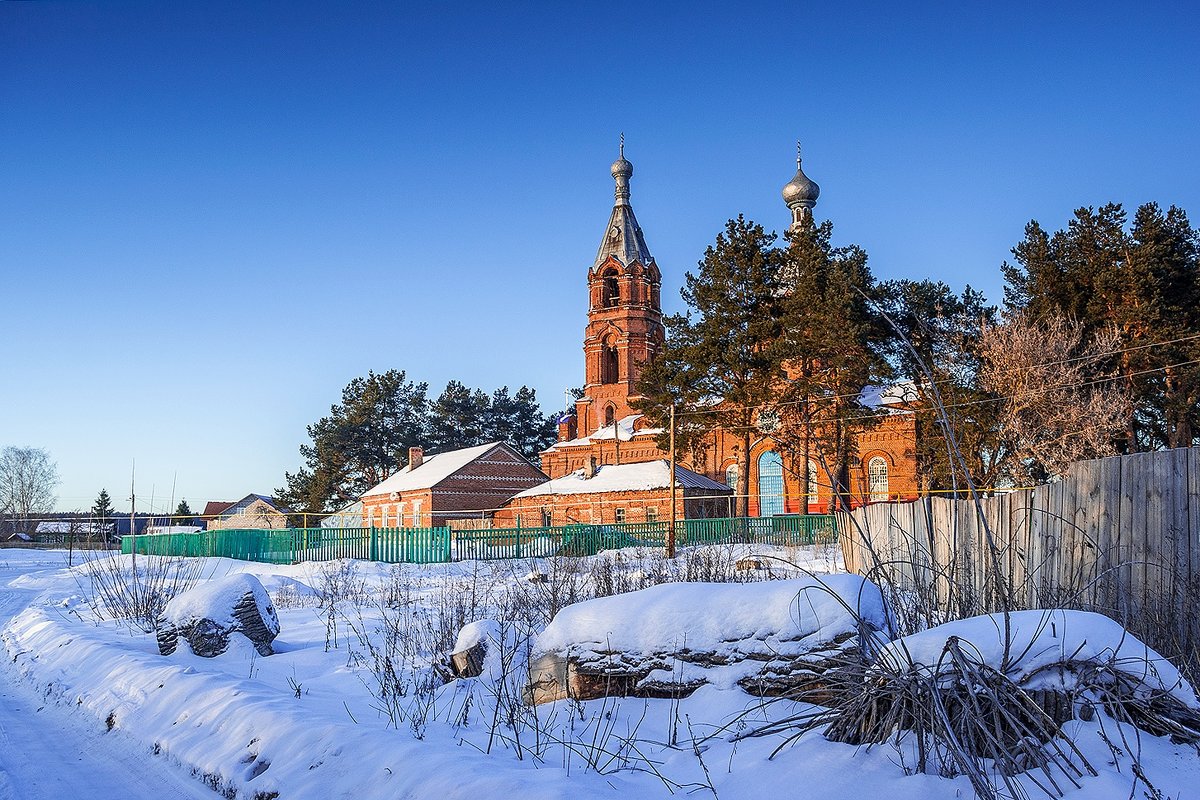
top-left (774, 217), bottom-right (891, 510)
top-left (91, 488), bottom-right (114, 524)
top-left (485, 386), bottom-right (556, 458)
top-left (174, 499), bottom-right (194, 524)
top-left (1002, 202), bottom-right (1200, 451)
top-left (427, 380), bottom-right (492, 452)
top-left (877, 279), bottom-right (1004, 492)
top-left (277, 370), bottom-right (431, 513)
top-left (635, 216), bottom-right (785, 516)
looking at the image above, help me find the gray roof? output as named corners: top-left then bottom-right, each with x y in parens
top-left (593, 153), bottom-right (654, 270)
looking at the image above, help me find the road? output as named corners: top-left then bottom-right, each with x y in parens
top-left (0, 551), bottom-right (216, 800)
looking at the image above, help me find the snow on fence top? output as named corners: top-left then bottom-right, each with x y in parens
top-left (876, 609), bottom-right (1198, 707)
top-left (533, 574), bottom-right (890, 662)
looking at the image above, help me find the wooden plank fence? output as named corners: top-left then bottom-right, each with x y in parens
top-left (839, 447), bottom-right (1200, 625)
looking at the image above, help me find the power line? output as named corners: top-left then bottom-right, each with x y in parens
top-left (668, 348), bottom-right (1200, 424)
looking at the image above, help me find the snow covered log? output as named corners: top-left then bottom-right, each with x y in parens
top-left (156, 573), bottom-right (280, 658)
top-left (526, 576), bottom-right (890, 705)
top-left (450, 620), bottom-right (502, 678)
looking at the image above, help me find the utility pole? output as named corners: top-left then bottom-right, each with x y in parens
top-left (667, 402), bottom-right (677, 559)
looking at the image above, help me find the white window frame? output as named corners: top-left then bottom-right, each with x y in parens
top-left (867, 457), bottom-right (889, 502)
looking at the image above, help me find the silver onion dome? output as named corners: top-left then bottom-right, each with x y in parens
top-left (612, 132), bottom-right (633, 179)
top-left (782, 156), bottom-right (820, 207)
top-left (611, 154), bottom-right (633, 179)
top-left (783, 142), bottom-right (820, 207)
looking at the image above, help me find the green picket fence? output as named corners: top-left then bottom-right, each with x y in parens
top-left (678, 515), bottom-right (837, 547)
top-left (121, 515), bottom-right (835, 565)
top-left (122, 526), bottom-right (452, 565)
top-left (452, 516), bottom-right (836, 560)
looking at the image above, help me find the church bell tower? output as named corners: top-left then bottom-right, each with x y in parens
top-left (574, 141), bottom-right (665, 438)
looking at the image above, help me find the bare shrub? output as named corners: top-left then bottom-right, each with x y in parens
top-left (978, 313), bottom-right (1129, 482)
top-left (311, 560), bottom-right (368, 608)
top-left (347, 597), bottom-right (447, 736)
top-left (77, 553), bottom-right (206, 632)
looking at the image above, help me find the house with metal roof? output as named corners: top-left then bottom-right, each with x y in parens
top-left (205, 494), bottom-right (291, 530)
top-left (359, 442), bottom-right (547, 528)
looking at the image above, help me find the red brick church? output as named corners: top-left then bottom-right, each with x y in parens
top-left (510, 145), bottom-right (918, 524)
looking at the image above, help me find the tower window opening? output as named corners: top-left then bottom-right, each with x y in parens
top-left (602, 269), bottom-right (620, 307)
top-left (601, 344), bottom-right (619, 384)
top-left (604, 405), bottom-right (616, 427)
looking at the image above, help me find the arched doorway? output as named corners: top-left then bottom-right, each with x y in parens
top-left (757, 451), bottom-right (784, 516)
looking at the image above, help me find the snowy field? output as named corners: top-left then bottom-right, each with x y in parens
top-left (1, 544), bottom-right (1198, 800)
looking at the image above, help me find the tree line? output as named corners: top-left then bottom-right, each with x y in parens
top-left (277, 373), bottom-right (556, 514)
top-left (633, 201), bottom-right (1200, 511)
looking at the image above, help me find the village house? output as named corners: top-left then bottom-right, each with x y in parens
top-left (530, 148), bottom-right (918, 520)
top-left (360, 442), bottom-right (547, 528)
top-left (204, 494), bottom-right (291, 530)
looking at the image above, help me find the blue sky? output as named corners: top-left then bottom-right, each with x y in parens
top-left (2, 1), bottom-right (1198, 512)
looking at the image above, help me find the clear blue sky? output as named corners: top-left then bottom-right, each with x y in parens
top-left (2, 2), bottom-right (1197, 513)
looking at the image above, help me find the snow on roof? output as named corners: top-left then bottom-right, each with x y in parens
top-left (859, 381), bottom-right (918, 409)
top-left (515, 459), bottom-right (729, 498)
top-left (34, 521), bottom-right (114, 534)
top-left (362, 441), bottom-right (511, 498)
top-left (144, 525), bottom-right (204, 535)
top-left (545, 414), bottom-right (663, 452)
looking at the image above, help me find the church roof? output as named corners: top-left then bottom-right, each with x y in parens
top-left (594, 204), bottom-right (654, 270)
top-left (514, 460), bottom-right (729, 498)
top-left (544, 414), bottom-right (662, 452)
top-left (593, 146), bottom-right (654, 270)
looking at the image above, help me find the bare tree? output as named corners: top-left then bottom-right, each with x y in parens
top-left (0, 446), bottom-right (60, 536)
top-left (978, 313), bottom-right (1129, 481)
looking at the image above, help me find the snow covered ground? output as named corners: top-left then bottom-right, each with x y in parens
top-left (1, 544), bottom-right (1198, 800)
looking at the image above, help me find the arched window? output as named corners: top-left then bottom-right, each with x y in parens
top-left (601, 344), bottom-right (619, 384)
top-left (807, 460), bottom-right (820, 506)
top-left (724, 463), bottom-right (740, 494)
top-left (602, 269), bottom-right (620, 307)
top-left (757, 451), bottom-right (784, 516)
top-left (604, 405), bottom-right (616, 427)
top-left (868, 456), bottom-right (889, 501)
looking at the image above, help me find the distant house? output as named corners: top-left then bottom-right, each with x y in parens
top-left (33, 520), bottom-right (117, 542)
top-left (201, 500), bottom-right (236, 524)
top-left (143, 525), bottom-right (204, 535)
top-left (320, 500), bottom-right (363, 529)
top-left (360, 443), bottom-right (547, 528)
top-left (205, 494), bottom-right (291, 530)
top-left (494, 459), bottom-right (732, 527)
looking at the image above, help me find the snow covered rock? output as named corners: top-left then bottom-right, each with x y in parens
top-left (157, 573), bottom-right (280, 658)
top-left (526, 575), bottom-right (891, 705)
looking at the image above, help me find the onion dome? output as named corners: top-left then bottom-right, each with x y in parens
top-left (611, 131), bottom-right (633, 179)
top-left (782, 146), bottom-right (820, 208)
top-left (611, 154), bottom-right (633, 180)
